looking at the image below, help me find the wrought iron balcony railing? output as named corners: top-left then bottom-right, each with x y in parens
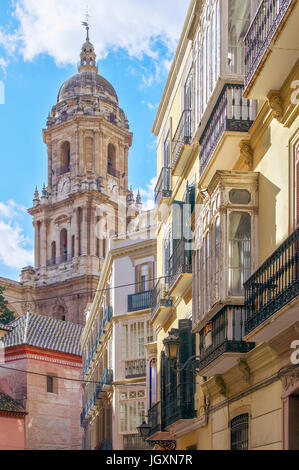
top-left (244, 228), bottom-right (298, 335)
top-left (199, 84), bottom-right (255, 176)
top-left (172, 109), bottom-right (192, 170)
top-left (198, 305), bottom-right (255, 373)
top-left (128, 290), bottom-right (153, 312)
top-left (148, 402), bottom-right (162, 436)
top-left (150, 279), bottom-right (173, 322)
top-left (123, 434), bottom-right (152, 450)
top-left (125, 359), bottom-right (146, 378)
top-left (107, 165), bottom-right (120, 178)
top-left (163, 382), bottom-right (195, 428)
top-left (169, 239), bottom-right (192, 289)
top-left (154, 167), bottom-right (171, 205)
top-left (244, 0), bottom-right (293, 88)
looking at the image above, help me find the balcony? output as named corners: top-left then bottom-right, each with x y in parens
top-left (154, 167), bottom-right (172, 205)
top-left (46, 254), bottom-right (73, 266)
top-left (125, 359), bottom-right (146, 378)
top-left (244, 0), bottom-right (298, 98)
top-left (150, 279), bottom-right (173, 327)
top-left (244, 228), bottom-right (299, 342)
top-left (128, 290), bottom-right (152, 312)
top-left (199, 84), bottom-right (255, 177)
top-left (163, 383), bottom-right (195, 429)
top-left (197, 305), bottom-right (255, 377)
top-left (95, 369), bottom-right (114, 401)
top-left (123, 434), bottom-right (152, 450)
top-left (169, 240), bottom-right (192, 297)
top-left (148, 402), bottom-right (163, 437)
top-left (172, 109), bottom-right (193, 176)
top-left (107, 165), bottom-right (120, 178)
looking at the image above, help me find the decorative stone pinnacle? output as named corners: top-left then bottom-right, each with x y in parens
top-left (34, 186), bottom-right (40, 201)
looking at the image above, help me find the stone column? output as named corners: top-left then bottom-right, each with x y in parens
top-left (94, 130), bottom-right (101, 176)
top-left (89, 205), bottom-right (96, 257)
top-left (79, 130), bottom-right (84, 175)
top-left (34, 220), bottom-right (40, 268)
top-left (47, 142), bottom-right (53, 189)
top-left (67, 219), bottom-right (72, 260)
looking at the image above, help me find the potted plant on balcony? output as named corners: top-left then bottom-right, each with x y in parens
top-left (204, 323), bottom-right (212, 349)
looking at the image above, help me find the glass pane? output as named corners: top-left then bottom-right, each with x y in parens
top-left (229, 189), bottom-right (251, 204)
top-left (229, 212), bottom-right (251, 295)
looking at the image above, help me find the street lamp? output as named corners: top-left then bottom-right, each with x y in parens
top-left (163, 334), bottom-right (180, 361)
top-left (137, 420), bottom-right (177, 451)
top-left (137, 421), bottom-right (151, 440)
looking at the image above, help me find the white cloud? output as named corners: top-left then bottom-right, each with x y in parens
top-left (141, 100), bottom-right (157, 111)
top-left (0, 0), bottom-right (189, 71)
top-left (0, 201), bottom-right (33, 270)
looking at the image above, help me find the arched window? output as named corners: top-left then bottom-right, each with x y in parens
top-left (60, 229), bottom-right (68, 261)
top-left (61, 141), bottom-right (70, 174)
top-left (231, 414), bottom-right (249, 450)
top-left (51, 241), bottom-right (56, 264)
top-left (107, 143), bottom-right (117, 176)
top-left (55, 306), bottom-right (66, 322)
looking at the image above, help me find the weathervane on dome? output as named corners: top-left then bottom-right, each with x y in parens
top-left (82, 7), bottom-right (90, 42)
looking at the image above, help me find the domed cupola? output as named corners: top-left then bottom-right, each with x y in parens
top-left (56, 26), bottom-right (118, 106)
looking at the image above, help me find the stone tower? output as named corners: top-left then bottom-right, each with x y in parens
top-left (23, 30), bottom-right (135, 324)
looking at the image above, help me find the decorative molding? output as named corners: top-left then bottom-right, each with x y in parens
top-left (215, 375), bottom-right (228, 398)
top-left (238, 358), bottom-right (251, 384)
top-left (239, 140), bottom-right (254, 170)
top-left (267, 90), bottom-right (284, 122)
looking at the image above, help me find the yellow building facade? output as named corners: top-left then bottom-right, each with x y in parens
top-left (146, 0), bottom-right (299, 451)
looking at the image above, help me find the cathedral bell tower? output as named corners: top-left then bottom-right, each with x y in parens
top-left (27, 27), bottom-right (135, 324)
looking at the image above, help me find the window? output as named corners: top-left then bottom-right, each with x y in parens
top-left (227, 0), bottom-right (251, 75)
top-left (121, 320), bottom-right (152, 360)
top-left (47, 375), bottom-right (56, 394)
top-left (119, 390), bottom-right (145, 434)
top-left (163, 132), bottom-right (170, 168)
top-left (163, 230), bottom-right (171, 282)
top-left (60, 228), bottom-right (68, 261)
top-left (61, 141), bottom-right (70, 174)
top-left (231, 414), bottom-right (249, 450)
top-left (228, 212), bottom-right (251, 295)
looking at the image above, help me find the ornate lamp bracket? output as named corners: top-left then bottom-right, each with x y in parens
top-left (148, 440), bottom-right (177, 451)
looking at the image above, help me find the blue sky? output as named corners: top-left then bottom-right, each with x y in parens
top-left (0, 0), bottom-right (189, 280)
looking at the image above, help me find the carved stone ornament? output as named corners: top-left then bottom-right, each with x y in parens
top-left (267, 90), bottom-right (283, 121)
top-left (239, 140), bottom-right (254, 170)
top-left (215, 375), bottom-right (228, 398)
top-left (238, 358), bottom-right (251, 384)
